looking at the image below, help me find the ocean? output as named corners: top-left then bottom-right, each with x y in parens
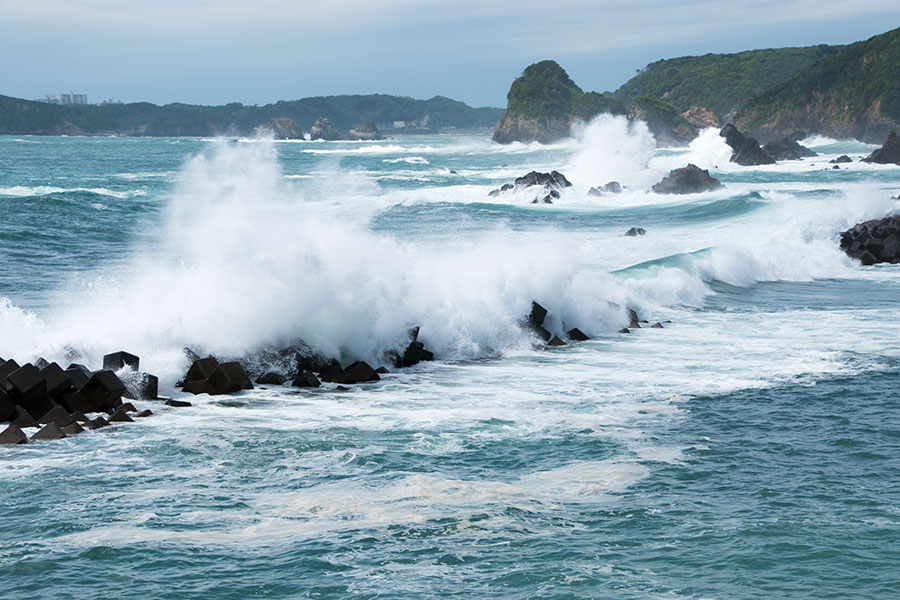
top-left (1, 116), bottom-right (898, 598)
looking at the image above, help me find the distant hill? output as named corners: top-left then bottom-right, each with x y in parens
top-left (492, 60), bottom-right (625, 144)
top-left (614, 45), bottom-right (837, 122)
top-left (0, 94), bottom-right (503, 137)
top-left (736, 27), bottom-right (900, 143)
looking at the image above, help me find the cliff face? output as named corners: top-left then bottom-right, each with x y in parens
top-left (347, 121), bottom-right (383, 140)
top-left (628, 95), bottom-right (698, 147)
top-left (310, 117), bottom-right (343, 141)
top-left (735, 27), bottom-right (900, 143)
top-left (493, 60), bottom-right (624, 144)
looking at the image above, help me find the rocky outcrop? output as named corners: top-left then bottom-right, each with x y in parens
top-left (830, 155), bottom-right (853, 164)
top-left (681, 106), bottom-right (719, 129)
top-left (348, 122), bottom-right (383, 141)
top-left (629, 95), bottom-right (698, 147)
top-left (489, 171), bottom-right (572, 204)
top-left (625, 227), bottom-right (646, 236)
top-left (493, 114), bottom-right (572, 145)
top-left (862, 131), bottom-right (900, 164)
top-left (720, 124), bottom-right (776, 166)
top-left (310, 117), bottom-right (343, 141)
top-left (840, 215), bottom-right (900, 264)
top-left (588, 181), bottom-right (623, 196)
top-left (652, 164), bottom-right (723, 195)
top-left (259, 117), bottom-right (304, 140)
top-left (763, 136), bottom-right (817, 160)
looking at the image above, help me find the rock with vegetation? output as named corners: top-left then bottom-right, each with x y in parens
top-left (492, 60), bottom-right (625, 144)
top-left (763, 136), bottom-right (817, 160)
top-left (260, 117), bottom-right (304, 140)
top-left (862, 131), bottom-right (900, 164)
top-left (681, 106), bottom-right (719, 128)
top-left (615, 46), bottom-right (835, 123)
top-left (310, 117), bottom-right (343, 141)
top-left (720, 124), bottom-right (775, 166)
top-left (736, 27), bottom-right (900, 143)
top-left (629, 95), bottom-right (698, 146)
top-left (348, 121), bottom-right (383, 141)
top-left (652, 164), bottom-right (723, 195)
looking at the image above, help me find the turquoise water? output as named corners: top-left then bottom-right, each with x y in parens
top-left (1, 120), bottom-right (899, 598)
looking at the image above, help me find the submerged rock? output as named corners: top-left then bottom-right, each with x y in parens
top-left (625, 227), bottom-right (646, 237)
top-left (862, 131), bottom-right (900, 165)
top-left (652, 164), bottom-right (723, 195)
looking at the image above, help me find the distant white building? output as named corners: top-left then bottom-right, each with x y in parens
top-left (393, 121), bottom-right (406, 129)
top-left (43, 92), bottom-right (88, 105)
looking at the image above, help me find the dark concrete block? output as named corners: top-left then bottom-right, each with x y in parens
top-left (86, 417), bottom-right (109, 430)
top-left (31, 422), bottom-right (66, 441)
top-left (12, 405), bottom-right (37, 428)
top-left (165, 399), bottom-right (192, 408)
top-left (256, 372), bottom-right (287, 385)
top-left (566, 328), bottom-right (590, 341)
top-left (182, 380), bottom-right (210, 395)
top-left (34, 357), bottom-right (50, 370)
top-left (109, 407), bottom-right (134, 422)
top-left (534, 326), bottom-right (552, 342)
top-left (103, 351), bottom-right (140, 372)
top-left (7, 363), bottom-right (42, 396)
top-left (0, 424), bottom-right (28, 445)
top-left (64, 365), bottom-right (91, 391)
top-left (0, 359), bottom-right (20, 392)
top-left (291, 371), bottom-right (321, 388)
top-left (138, 373), bottom-right (158, 400)
top-left (375, 366), bottom-right (389, 374)
top-left (207, 362), bottom-right (252, 395)
top-left (134, 409), bottom-right (153, 418)
top-left (185, 357), bottom-right (219, 383)
top-left (529, 301), bottom-right (548, 328)
top-left (345, 361), bottom-right (380, 383)
top-left (401, 341), bottom-right (424, 367)
top-left (57, 391), bottom-right (81, 414)
top-left (71, 410), bottom-right (89, 423)
top-left (420, 349), bottom-right (434, 361)
top-left (78, 370), bottom-right (126, 413)
top-left (120, 402), bottom-right (137, 413)
top-left (20, 381), bottom-right (52, 421)
top-left (547, 335), bottom-right (567, 346)
top-left (0, 388), bottom-right (15, 422)
top-left (651, 322), bottom-right (664, 328)
top-left (320, 363), bottom-right (350, 384)
top-left (39, 363), bottom-right (74, 398)
top-left (38, 404), bottom-right (74, 426)
top-left (63, 422), bottom-right (85, 436)
top-left (619, 328), bottom-right (631, 334)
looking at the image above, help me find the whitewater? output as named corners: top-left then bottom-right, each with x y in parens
top-left (1, 116), bottom-right (898, 598)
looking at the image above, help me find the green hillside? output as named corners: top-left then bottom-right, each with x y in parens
top-left (736, 27), bottom-right (900, 142)
top-left (614, 45), bottom-right (836, 120)
top-left (0, 94), bottom-right (503, 137)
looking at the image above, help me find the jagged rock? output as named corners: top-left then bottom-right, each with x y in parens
top-left (830, 155), bottom-right (853, 164)
top-left (625, 227), bottom-right (646, 236)
top-left (320, 364), bottom-right (350, 384)
top-left (259, 117), bottom-right (304, 140)
top-left (347, 122), bottom-right (383, 141)
top-left (681, 106), bottom-right (719, 129)
top-left (0, 423), bottom-right (27, 444)
top-left (256, 372), bottom-right (287, 385)
top-left (840, 214), bottom-right (900, 264)
top-left (652, 164), bottom-right (723, 195)
top-left (720, 123), bottom-right (775, 166)
top-left (862, 131), bottom-right (900, 164)
top-left (31, 422), bottom-right (66, 441)
top-left (310, 117), bottom-right (343, 141)
top-left (490, 171), bottom-right (571, 204)
top-left (588, 181), bottom-right (622, 196)
top-left (566, 328), bottom-right (589, 341)
top-left (291, 371), bottom-right (321, 388)
top-left (103, 351), bottom-right (139, 372)
top-left (764, 137), bottom-right (817, 160)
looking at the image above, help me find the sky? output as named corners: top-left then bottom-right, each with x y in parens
top-left (1, 0), bottom-right (899, 108)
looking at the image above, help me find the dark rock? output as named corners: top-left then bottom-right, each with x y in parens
top-left (207, 362), bottom-right (253, 395)
top-left (109, 407), bottom-right (134, 422)
top-left (256, 372), bottom-right (287, 385)
top-left (291, 371), bottom-right (321, 388)
top-left (103, 351), bottom-right (140, 372)
top-left (566, 328), bottom-right (590, 341)
top-left (320, 364), bottom-right (350, 384)
top-left (420, 349), bottom-right (434, 361)
top-left (38, 404), bottom-right (74, 426)
top-left (832, 165), bottom-right (840, 170)
top-left (0, 423), bottom-right (27, 444)
top-left (63, 422), bottom-right (84, 436)
top-left (862, 131), bottom-right (900, 165)
top-left (652, 164), bottom-right (723, 195)
top-left (259, 117), bottom-right (303, 140)
top-left (78, 370), bottom-right (126, 413)
top-left (625, 227), bottom-right (646, 236)
top-left (31, 422), bottom-right (66, 441)
top-left (651, 322), bottom-right (664, 328)
top-left (490, 171), bottom-right (572, 203)
top-left (165, 399), bottom-right (192, 408)
top-left (375, 366), bottom-right (389, 374)
top-left (86, 416), bottom-right (109, 430)
top-left (345, 361), bottom-right (380, 383)
top-left (547, 335), bottom-right (567, 346)
top-left (134, 409), bottom-right (153, 418)
top-left (830, 155), bottom-right (852, 164)
top-left (763, 137), bottom-right (817, 160)
top-left (588, 181), bottom-right (622, 196)
top-left (720, 124), bottom-right (775, 166)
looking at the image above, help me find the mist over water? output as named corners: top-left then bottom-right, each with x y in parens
top-left (1, 121), bottom-right (900, 598)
